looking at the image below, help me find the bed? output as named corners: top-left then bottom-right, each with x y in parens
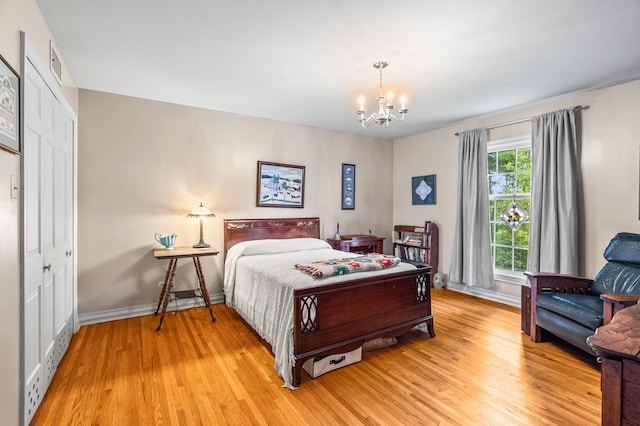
top-left (223, 217), bottom-right (434, 388)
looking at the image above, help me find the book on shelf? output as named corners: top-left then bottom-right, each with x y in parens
top-left (394, 245), bottom-right (427, 262)
top-left (403, 235), bottom-right (422, 246)
top-left (425, 221), bottom-right (432, 233)
top-left (407, 248), bottom-right (416, 261)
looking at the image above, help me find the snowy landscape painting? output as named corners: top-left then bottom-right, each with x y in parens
top-left (256, 161), bottom-right (305, 208)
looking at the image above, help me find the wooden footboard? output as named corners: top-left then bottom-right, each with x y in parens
top-left (292, 267), bottom-right (434, 387)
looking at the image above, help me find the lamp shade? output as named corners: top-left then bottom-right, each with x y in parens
top-left (187, 202), bottom-right (215, 218)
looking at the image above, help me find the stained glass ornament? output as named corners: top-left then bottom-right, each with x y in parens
top-left (500, 200), bottom-right (528, 231)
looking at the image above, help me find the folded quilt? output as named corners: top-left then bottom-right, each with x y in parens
top-left (295, 253), bottom-right (401, 278)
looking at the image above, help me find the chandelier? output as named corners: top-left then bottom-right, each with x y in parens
top-left (356, 61), bottom-right (408, 128)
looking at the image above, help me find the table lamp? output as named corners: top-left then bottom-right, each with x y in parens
top-left (187, 202), bottom-right (215, 248)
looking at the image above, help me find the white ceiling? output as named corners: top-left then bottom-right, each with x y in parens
top-left (37, 0), bottom-right (640, 140)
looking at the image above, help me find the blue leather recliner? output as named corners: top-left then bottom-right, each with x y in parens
top-left (525, 232), bottom-right (640, 353)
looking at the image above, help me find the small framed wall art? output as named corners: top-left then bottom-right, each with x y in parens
top-left (412, 174), bottom-right (436, 205)
top-left (0, 54), bottom-right (20, 153)
top-left (341, 163), bottom-right (355, 210)
top-left (256, 161), bottom-right (305, 208)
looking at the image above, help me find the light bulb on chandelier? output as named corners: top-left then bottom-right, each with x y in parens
top-left (356, 61), bottom-right (408, 128)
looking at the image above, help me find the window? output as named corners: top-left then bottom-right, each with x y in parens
top-left (487, 135), bottom-right (531, 282)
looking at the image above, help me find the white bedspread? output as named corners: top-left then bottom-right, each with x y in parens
top-left (223, 238), bottom-right (415, 389)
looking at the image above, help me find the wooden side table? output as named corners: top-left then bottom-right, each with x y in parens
top-left (153, 246), bottom-right (219, 331)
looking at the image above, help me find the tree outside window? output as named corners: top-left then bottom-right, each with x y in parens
top-left (488, 137), bottom-right (531, 277)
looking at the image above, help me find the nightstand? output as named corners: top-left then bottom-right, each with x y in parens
top-left (153, 246), bottom-right (219, 331)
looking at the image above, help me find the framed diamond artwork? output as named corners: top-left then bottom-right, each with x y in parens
top-left (412, 174), bottom-right (436, 205)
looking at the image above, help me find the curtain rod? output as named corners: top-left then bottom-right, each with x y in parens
top-left (454, 105), bottom-right (584, 136)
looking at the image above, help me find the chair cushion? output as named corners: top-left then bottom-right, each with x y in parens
top-left (591, 262), bottom-right (640, 295)
top-left (604, 232), bottom-right (640, 266)
top-left (590, 233), bottom-right (640, 295)
top-left (536, 293), bottom-right (603, 330)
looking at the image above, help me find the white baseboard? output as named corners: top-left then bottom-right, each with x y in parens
top-left (78, 292), bottom-right (225, 326)
top-left (444, 282), bottom-right (520, 307)
top-left (79, 286), bottom-right (519, 326)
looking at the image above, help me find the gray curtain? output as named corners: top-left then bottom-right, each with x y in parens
top-left (449, 128), bottom-right (494, 288)
top-left (527, 108), bottom-right (579, 274)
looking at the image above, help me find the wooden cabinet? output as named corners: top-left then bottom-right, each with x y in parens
top-left (587, 304), bottom-right (640, 426)
top-left (393, 222), bottom-right (438, 285)
top-left (599, 358), bottom-right (640, 426)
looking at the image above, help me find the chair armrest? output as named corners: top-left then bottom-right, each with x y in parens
top-left (524, 271), bottom-right (593, 295)
top-left (524, 271), bottom-right (594, 343)
top-left (600, 294), bottom-right (640, 325)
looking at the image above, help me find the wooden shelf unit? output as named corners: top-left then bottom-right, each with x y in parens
top-left (393, 221), bottom-right (439, 285)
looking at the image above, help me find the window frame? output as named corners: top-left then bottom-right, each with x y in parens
top-left (487, 134), bottom-right (531, 285)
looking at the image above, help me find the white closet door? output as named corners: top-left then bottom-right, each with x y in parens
top-left (23, 51), bottom-right (75, 424)
top-left (23, 58), bottom-right (48, 422)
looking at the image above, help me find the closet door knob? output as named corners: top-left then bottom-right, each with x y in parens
top-left (43, 264), bottom-right (52, 272)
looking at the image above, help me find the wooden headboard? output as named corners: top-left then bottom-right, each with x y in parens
top-left (223, 217), bottom-right (320, 254)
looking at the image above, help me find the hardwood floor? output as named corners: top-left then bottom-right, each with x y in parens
top-left (31, 290), bottom-right (601, 425)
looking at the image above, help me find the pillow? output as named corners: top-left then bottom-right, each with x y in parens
top-left (229, 238), bottom-right (331, 257)
top-left (363, 337), bottom-right (398, 351)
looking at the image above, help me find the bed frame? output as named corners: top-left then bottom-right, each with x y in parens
top-left (224, 217), bottom-right (434, 387)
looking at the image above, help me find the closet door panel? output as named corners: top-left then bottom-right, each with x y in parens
top-left (64, 118), bottom-right (75, 321)
top-left (54, 268), bottom-right (67, 334)
top-left (23, 289), bottom-right (42, 421)
top-left (23, 63), bottom-right (46, 415)
top-left (23, 126), bottom-right (42, 297)
top-left (42, 272), bottom-right (55, 388)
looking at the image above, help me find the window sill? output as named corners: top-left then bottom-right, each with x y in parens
top-left (494, 271), bottom-right (526, 286)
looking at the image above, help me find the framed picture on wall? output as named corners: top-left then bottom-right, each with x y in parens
top-left (412, 174), bottom-right (436, 205)
top-left (256, 161), bottom-right (305, 208)
top-left (0, 54), bottom-right (20, 153)
top-left (341, 163), bottom-right (355, 210)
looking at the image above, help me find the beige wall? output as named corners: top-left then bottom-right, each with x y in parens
top-left (0, 0), bottom-right (78, 423)
top-left (80, 81), bottom-right (640, 315)
top-left (394, 79), bottom-right (640, 297)
top-left (0, 149), bottom-right (20, 426)
top-left (77, 89), bottom-right (393, 315)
